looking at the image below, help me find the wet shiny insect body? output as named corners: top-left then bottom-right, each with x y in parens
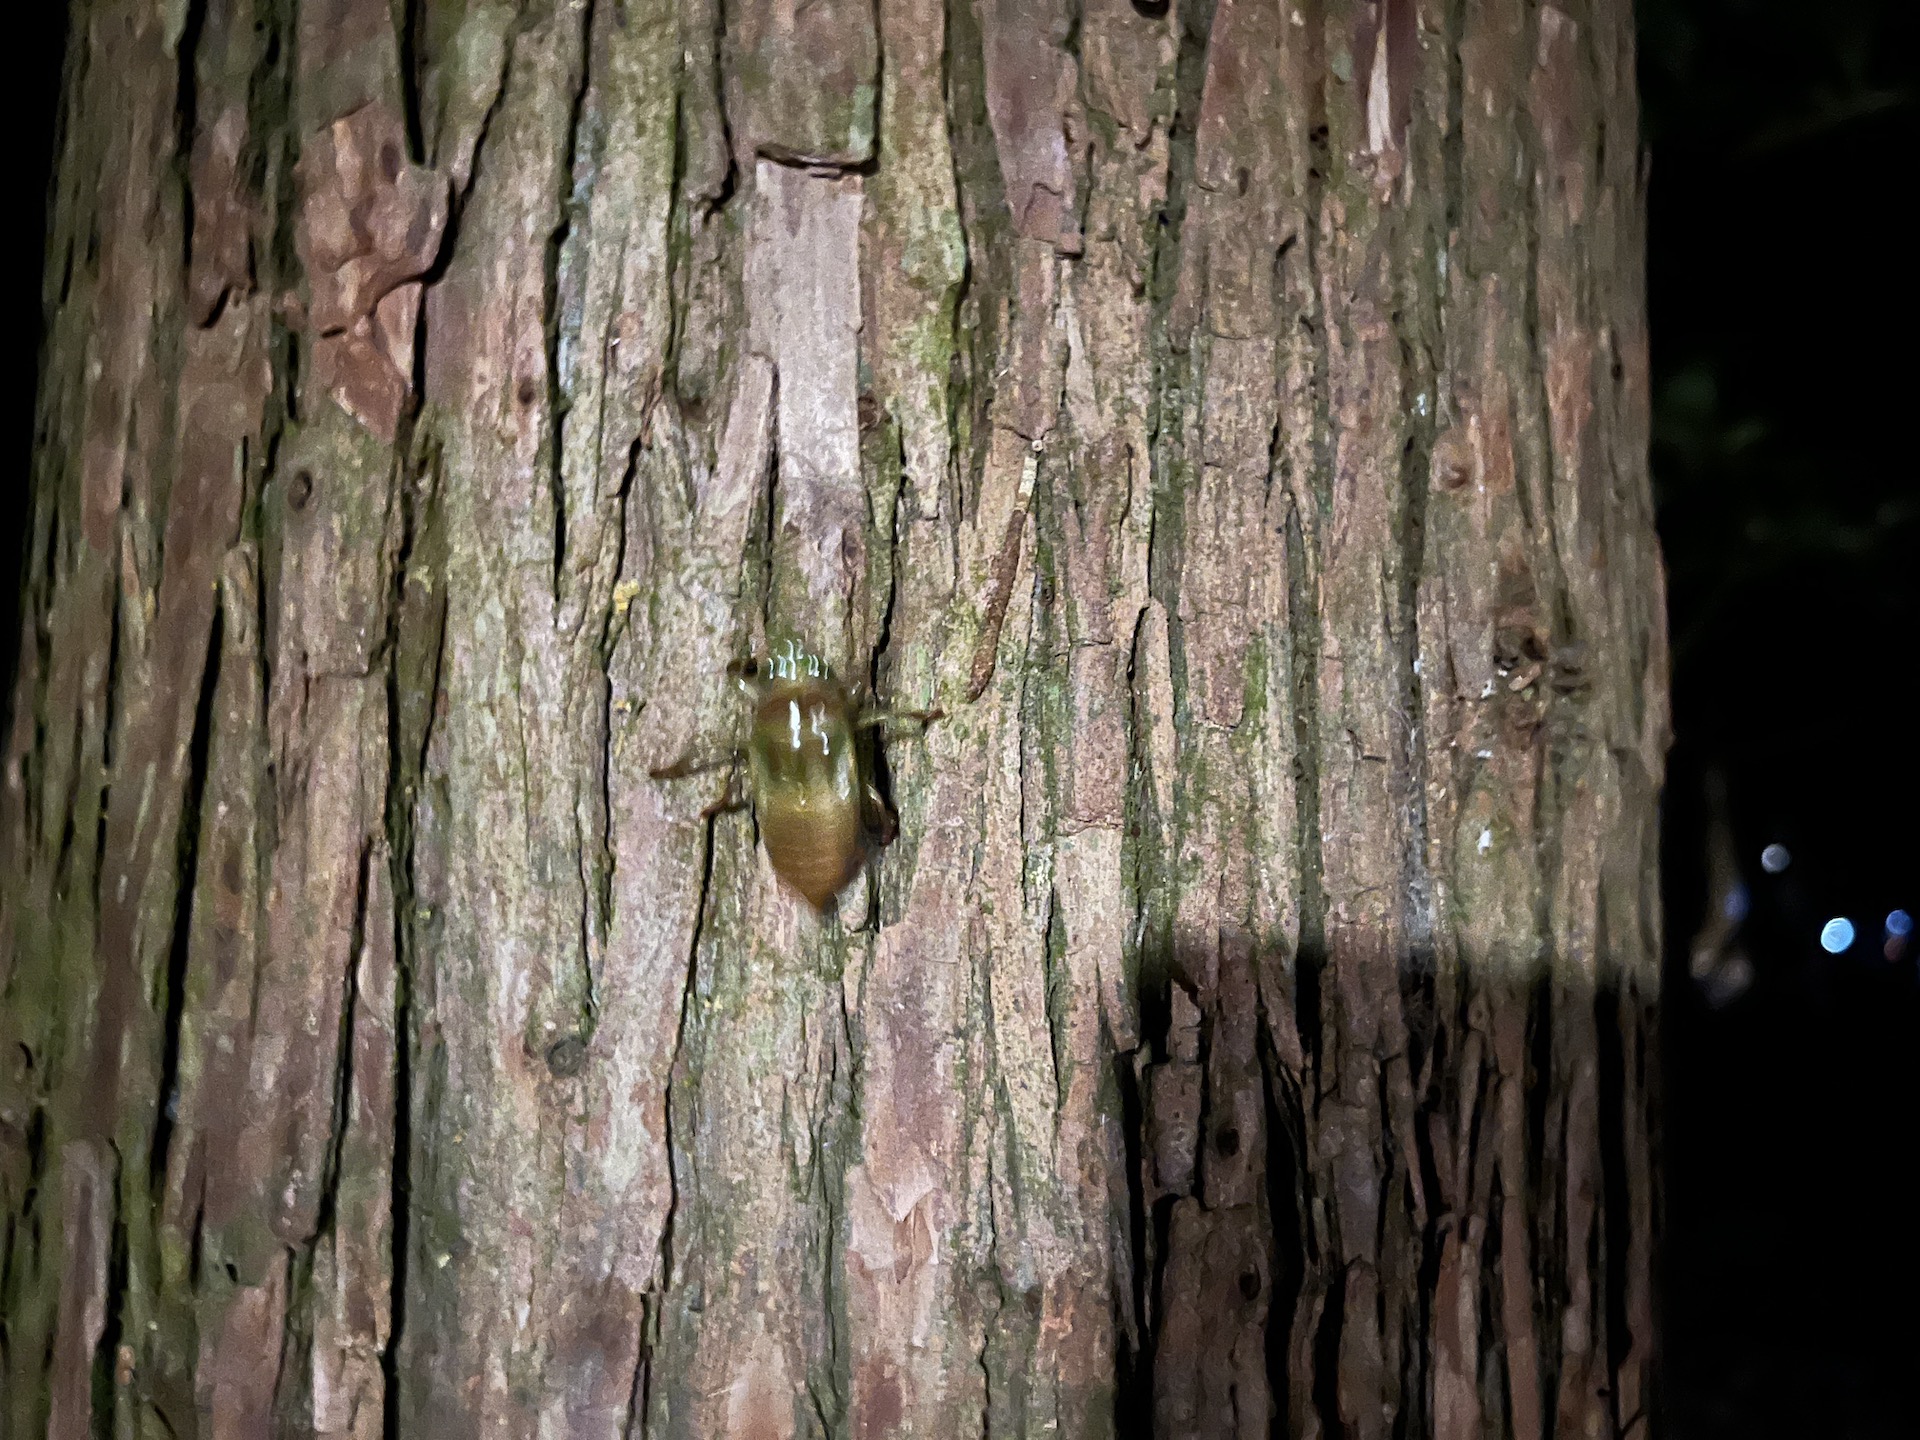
top-left (651, 643), bottom-right (940, 911)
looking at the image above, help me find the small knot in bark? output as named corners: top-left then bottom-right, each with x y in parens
top-left (545, 1035), bottom-right (589, 1078)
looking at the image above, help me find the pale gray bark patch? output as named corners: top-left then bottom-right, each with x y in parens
top-left (747, 162), bottom-right (868, 667)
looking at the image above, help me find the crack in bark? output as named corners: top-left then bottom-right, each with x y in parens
top-left (147, 601), bottom-right (225, 1203)
top-left (620, 1296), bottom-right (652, 1439)
top-left (382, 436), bottom-right (446, 1439)
top-left (546, 0), bottom-right (598, 606)
top-left (90, 1146), bottom-right (130, 1434)
top-left (311, 842), bottom-right (373, 1252)
top-left (657, 776), bottom-right (719, 1301)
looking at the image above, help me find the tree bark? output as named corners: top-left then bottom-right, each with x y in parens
top-left (1, 0), bottom-right (1666, 1436)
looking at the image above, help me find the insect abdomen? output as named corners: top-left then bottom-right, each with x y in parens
top-left (757, 791), bottom-right (864, 909)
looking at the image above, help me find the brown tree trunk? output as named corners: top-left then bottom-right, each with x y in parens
top-left (1, 0), bottom-right (1666, 1436)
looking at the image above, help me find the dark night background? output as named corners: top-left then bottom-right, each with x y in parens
top-left (4, 4), bottom-right (1915, 1435)
top-left (1641, 3), bottom-right (1919, 1436)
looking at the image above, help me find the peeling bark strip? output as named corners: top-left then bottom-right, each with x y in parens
top-left (295, 105), bottom-right (450, 440)
top-left (3, 1), bottom-right (1663, 1437)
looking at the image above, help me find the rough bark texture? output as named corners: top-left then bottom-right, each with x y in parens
top-left (0, 0), bottom-right (1666, 1436)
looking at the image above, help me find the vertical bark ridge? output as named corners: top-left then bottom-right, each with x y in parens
top-left (4, 1), bottom-right (1663, 1436)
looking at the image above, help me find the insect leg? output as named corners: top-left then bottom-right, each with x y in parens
top-left (648, 748), bottom-right (739, 781)
top-left (700, 764), bottom-right (751, 821)
top-left (861, 779), bottom-right (900, 848)
top-left (856, 706), bottom-right (946, 731)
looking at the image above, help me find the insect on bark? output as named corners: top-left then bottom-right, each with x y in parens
top-left (650, 642), bottom-right (942, 911)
